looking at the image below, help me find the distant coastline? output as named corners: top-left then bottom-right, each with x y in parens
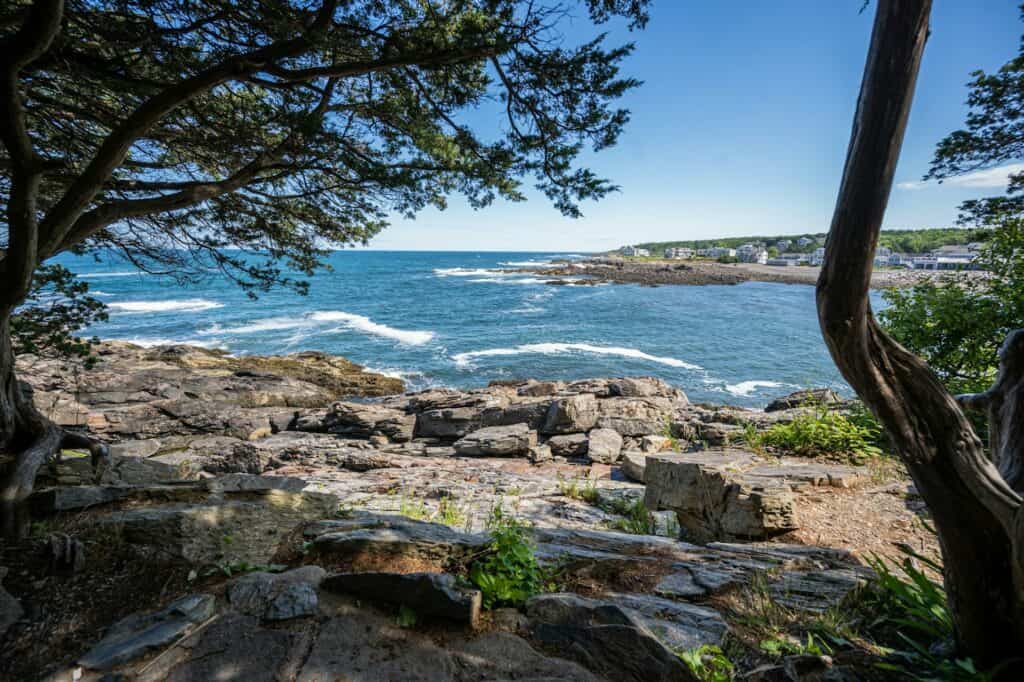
top-left (533, 256), bottom-right (957, 289)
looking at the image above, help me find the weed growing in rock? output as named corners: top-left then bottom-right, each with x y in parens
top-left (436, 495), bottom-right (468, 528)
top-left (759, 632), bottom-right (831, 658)
top-left (398, 495), bottom-right (429, 521)
top-left (606, 497), bottom-right (657, 535)
top-left (469, 504), bottom-right (544, 609)
top-left (557, 475), bottom-right (599, 504)
top-left (660, 416), bottom-right (683, 452)
top-left (678, 644), bottom-right (734, 682)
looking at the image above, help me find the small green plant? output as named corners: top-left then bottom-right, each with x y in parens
top-left (206, 561), bottom-right (287, 578)
top-left (660, 416), bottom-right (683, 452)
top-left (750, 403), bottom-right (883, 463)
top-left (435, 495), bottom-right (468, 528)
top-left (396, 605), bottom-right (418, 628)
top-left (469, 504), bottom-right (544, 609)
top-left (607, 498), bottom-right (657, 535)
top-left (558, 475), bottom-right (599, 504)
top-left (399, 495), bottom-right (429, 521)
top-left (678, 645), bottom-right (734, 682)
top-left (860, 538), bottom-right (1015, 680)
top-left (759, 632), bottom-right (831, 658)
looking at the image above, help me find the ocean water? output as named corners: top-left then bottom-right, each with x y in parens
top-left (56, 251), bottom-right (881, 407)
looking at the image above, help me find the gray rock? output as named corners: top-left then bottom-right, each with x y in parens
top-left (547, 433), bottom-right (589, 457)
top-left (100, 454), bottom-right (198, 485)
top-left (97, 487), bottom-right (338, 566)
top-left (228, 566), bottom-right (326, 621)
top-left (309, 513), bottom-right (488, 567)
top-left (644, 450), bottom-right (797, 541)
top-left (765, 388), bottom-right (841, 412)
top-left (204, 473), bottom-right (308, 493)
top-left (542, 394), bottom-right (599, 434)
top-left (324, 401), bottom-right (408, 438)
top-left (586, 428), bottom-right (623, 464)
top-left (697, 422), bottom-right (743, 446)
top-left (453, 423), bottom-right (537, 457)
top-left (526, 593), bottom-right (696, 682)
top-left (603, 592), bottom-right (728, 652)
top-left (596, 397), bottom-right (674, 436)
top-left (517, 380), bottom-right (565, 397)
top-left (159, 612), bottom-right (296, 682)
top-left (323, 572), bottom-right (482, 627)
top-left (620, 450), bottom-right (648, 483)
top-left (0, 567), bottom-right (23, 640)
top-left (480, 399), bottom-right (551, 429)
top-left (78, 593), bottom-right (215, 670)
top-left (608, 377), bottom-right (686, 400)
top-left (108, 439), bottom-right (162, 459)
top-left (415, 407), bottom-right (483, 439)
top-left (528, 443), bottom-right (553, 464)
top-left (641, 434), bottom-right (672, 453)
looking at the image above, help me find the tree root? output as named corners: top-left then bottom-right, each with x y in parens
top-left (0, 425), bottom-right (109, 504)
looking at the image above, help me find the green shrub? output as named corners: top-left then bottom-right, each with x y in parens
top-left (469, 504), bottom-right (544, 609)
top-left (748, 404), bottom-right (883, 462)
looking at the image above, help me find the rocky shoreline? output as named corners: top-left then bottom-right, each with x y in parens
top-left (1, 343), bottom-right (932, 680)
top-left (535, 256), bottom-right (956, 288)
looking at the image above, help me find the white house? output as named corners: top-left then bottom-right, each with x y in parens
top-left (737, 244), bottom-right (768, 264)
top-left (706, 247), bottom-right (736, 259)
top-left (622, 246), bottom-right (650, 257)
top-left (776, 239), bottom-right (792, 252)
top-left (664, 247), bottom-right (695, 259)
top-left (796, 236), bottom-right (816, 249)
top-left (810, 247), bottom-right (826, 266)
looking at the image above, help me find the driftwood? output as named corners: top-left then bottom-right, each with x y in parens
top-left (816, 0), bottom-right (1024, 665)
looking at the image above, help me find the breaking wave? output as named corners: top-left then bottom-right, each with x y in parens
top-left (310, 311), bottom-right (435, 345)
top-left (108, 299), bottom-right (223, 313)
top-left (452, 343), bottom-right (701, 370)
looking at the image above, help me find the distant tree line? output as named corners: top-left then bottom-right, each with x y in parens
top-left (627, 226), bottom-right (989, 256)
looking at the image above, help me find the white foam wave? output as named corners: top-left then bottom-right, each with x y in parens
top-left (310, 311), bottom-right (435, 345)
top-left (199, 317), bottom-right (309, 336)
top-left (452, 343), bottom-right (701, 370)
top-left (499, 259), bottom-right (552, 267)
top-left (434, 267), bottom-right (521, 278)
top-left (108, 299), bottom-right (223, 313)
top-left (77, 271), bottom-right (143, 279)
top-left (724, 380), bottom-right (787, 397)
top-left (91, 291), bottom-right (115, 297)
top-left (467, 277), bottom-right (548, 285)
top-left (121, 337), bottom-right (225, 349)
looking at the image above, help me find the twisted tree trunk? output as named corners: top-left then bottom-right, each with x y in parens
top-left (817, 0), bottom-right (1024, 666)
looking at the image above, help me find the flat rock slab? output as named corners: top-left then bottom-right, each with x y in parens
top-left (644, 449), bottom-right (870, 542)
top-left (453, 423), bottom-right (537, 456)
top-left (78, 593), bottom-right (215, 671)
top-left (323, 571), bottom-right (481, 627)
top-left (308, 513), bottom-right (488, 569)
top-left (525, 593), bottom-right (697, 682)
top-left (228, 566), bottom-right (326, 621)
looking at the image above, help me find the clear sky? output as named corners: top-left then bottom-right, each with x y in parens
top-left (366, 1), bottom-right (1021, 252)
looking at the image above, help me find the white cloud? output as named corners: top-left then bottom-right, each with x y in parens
top-left (897, 163), bottom-right (1024, 191)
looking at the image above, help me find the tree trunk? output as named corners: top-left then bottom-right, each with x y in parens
top-left (817, 0), bottom-right (1024, 667)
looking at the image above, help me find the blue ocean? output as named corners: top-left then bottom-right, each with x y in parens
top-left (55, 251), bottom-right (880, 407)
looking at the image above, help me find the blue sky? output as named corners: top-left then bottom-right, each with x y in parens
top-left (367, 1), bottom-right (1021, 251)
